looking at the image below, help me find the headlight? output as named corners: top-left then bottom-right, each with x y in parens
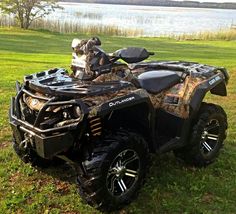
top-left (74, 106), bottom-right (81, 118)
top-left (24, 95), bottom-right (45, 111)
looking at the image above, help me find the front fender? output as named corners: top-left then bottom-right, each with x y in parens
top-left (94, 89), bottom-right (157, 152)
top-left (98, 89), bottom-right (154, 116)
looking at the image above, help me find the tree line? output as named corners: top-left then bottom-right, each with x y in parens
top-left (61, 0), bottom-right (236, 10)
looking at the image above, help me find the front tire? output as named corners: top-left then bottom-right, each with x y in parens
top-left (77, 130), bottom-right (149, 211)
top-left (174, 103), bottom-right (227, 167)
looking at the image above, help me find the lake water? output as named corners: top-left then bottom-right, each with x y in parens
top-left (50, 2), bottom-right (236, 36)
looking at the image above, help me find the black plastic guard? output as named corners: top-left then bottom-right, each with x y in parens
top-left (190, 73), bottom-right (227, 115)
top-left (10, 118), bottom-right (74, 159)
top-left (35, 132), bottom-right (73, 158)
top-left (210, 81), bottom-right (227, 96)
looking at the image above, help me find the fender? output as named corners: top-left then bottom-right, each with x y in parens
top-left (210, 81), bottom-right (227, 96)
top-left (98, 89), bottom-right (154, 116)
top-left (179, 72), bottom-right (228, 146)
top-left (190, 72), bottom-right (227, 116)
top-left (98, 89), bottom-right (157, 151)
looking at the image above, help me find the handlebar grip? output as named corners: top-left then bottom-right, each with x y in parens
top-left (148, 52), bottom-right (155, 56)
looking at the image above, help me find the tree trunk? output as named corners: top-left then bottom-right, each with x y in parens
top-left (20, 22), bottom-right (24, 28)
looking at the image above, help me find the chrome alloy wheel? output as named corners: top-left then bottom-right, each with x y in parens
top-left (200, 119), bottom-right (220, 156)
top-left (106, 149), bottom-right (140, 196)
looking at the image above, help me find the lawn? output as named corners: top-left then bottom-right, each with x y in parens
top-left (0, 27), bottom-right (236, 214)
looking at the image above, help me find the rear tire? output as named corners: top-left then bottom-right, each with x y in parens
top-left (77, 130), bottom-right (149, 211)
top-left (174, 103), bottom-right (227, 167)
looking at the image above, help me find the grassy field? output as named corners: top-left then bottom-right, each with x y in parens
top-left (0, 27), bottom-right (236, 214)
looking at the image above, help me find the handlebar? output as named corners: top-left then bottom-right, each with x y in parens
top-left (148, 52), bottom-right (155, 56)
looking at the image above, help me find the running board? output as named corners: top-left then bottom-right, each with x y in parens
top-left (56, 155), bottom-right (86, 177)
top-left (157, 137), bottom-right (183, 154)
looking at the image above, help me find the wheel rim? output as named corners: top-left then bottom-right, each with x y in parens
top-left (106, 149), bottom-right (140, 197)
top-left (200, 119), bottom-right (220, 157)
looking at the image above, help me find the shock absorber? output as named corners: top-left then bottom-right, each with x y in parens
top-left (89, 117), bottom-right (102, 137)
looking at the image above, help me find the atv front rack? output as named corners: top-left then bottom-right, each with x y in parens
top-left (24, 68), bottom-right (132, 97)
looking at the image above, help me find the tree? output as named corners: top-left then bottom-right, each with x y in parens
top-left (0, 0), bottom-right (62, 29)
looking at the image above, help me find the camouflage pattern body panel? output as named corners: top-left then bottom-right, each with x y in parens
top-left (85, 52), bottom-right (95, 75)
top-left (94, 71), bottom-right (124, 82)
top-left (94, 65), bottom-right (130, 82)
top-left (157, 76), bottom-right (206, 118)
top-left (149, 92), bottom-right (166, 109)
top-left (82, 87), bottom-right (136, 118)
top-left (94, 70), bottom-right (207, 119)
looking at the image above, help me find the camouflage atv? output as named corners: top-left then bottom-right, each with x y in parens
top-left (9, 37), bottom-right (229, 211)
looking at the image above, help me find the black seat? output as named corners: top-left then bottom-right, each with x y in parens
top-left (137, 70), bottom-right (181, 94)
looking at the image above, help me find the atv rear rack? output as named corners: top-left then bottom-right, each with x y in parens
top-left (130, 61), bottom-right (229, 83)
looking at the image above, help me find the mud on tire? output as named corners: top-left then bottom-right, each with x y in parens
top-left (174, 103), bottom-right (227, 167)
top-left (77, 130), bottom-right (149, 211)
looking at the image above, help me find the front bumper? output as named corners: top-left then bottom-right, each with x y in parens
top-left (9, 97), bottom-right (74, 159)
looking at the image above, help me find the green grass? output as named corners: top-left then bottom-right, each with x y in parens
top-left (0, 27), bottom-right (236, 214)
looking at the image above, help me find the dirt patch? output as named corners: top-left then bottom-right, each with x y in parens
top-left (9, 171), bottom-right (21, 185)
top-left (54, 179), bottom-right (71, 194)
top-left (201, 192), bottom-right (215, 203)
top-left (0, 141), bottom-right (10, 149)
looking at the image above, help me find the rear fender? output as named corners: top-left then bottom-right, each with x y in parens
top-left (180, 73), bottom-right (227, 146)
top-left (210, 81), bottom-right (227, 96)
top-left (190, 73), bottom-right (227, 116)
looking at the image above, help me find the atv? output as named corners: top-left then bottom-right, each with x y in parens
top-left (9, 37), bottom-right (229, 211)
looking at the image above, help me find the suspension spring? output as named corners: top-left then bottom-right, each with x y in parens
top-left (89, 117), bottom-right (102, 137)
